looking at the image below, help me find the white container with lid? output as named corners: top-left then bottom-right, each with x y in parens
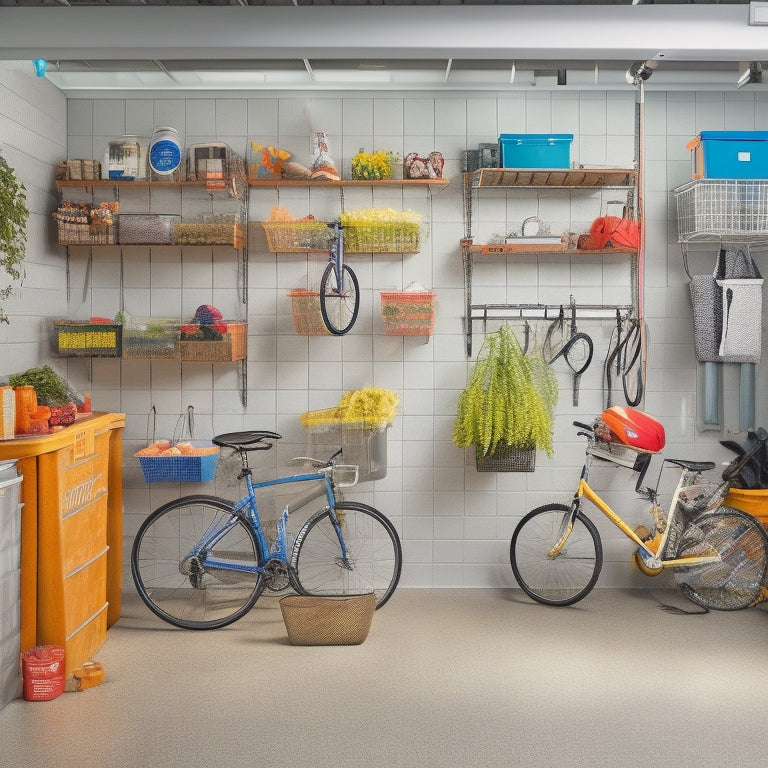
top-left (149, 126), bottom-right (182, 177)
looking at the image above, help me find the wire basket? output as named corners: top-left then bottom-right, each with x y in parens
top-left (304, 416), bottom-right (388, 482)
top-left (118, 214), bottom-right (178, 245)
top-left (261, 221), bottom-right (333, 252)
top-left (173, 215), bottom-right (245, 247)
top-left (676, 474), bottom-right (729, 517)
top-left (380, 291), bottom-right (436, 336)
top-left (674, 179), bottom-right (768, 240)
top-left (136, 448), bottom-right (220, 483)
top-left (53, 320), bottom-right (122, 357)
top-left (122, 328), bottom-right (179, 359)
top-left (288, 290), bottom-right (329, 335)
top-left (475, 444), bottom-right (536, 472)
top-left (343, 223), bottom-right (422, 253)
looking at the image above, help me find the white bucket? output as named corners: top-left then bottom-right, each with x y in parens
top-left (149, 126), bottom-right (182, 176)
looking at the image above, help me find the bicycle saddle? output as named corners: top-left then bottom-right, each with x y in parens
top-left (212, 430), bottom-right (282, 450)
top-left (665, 458), bottom-right (716, 473)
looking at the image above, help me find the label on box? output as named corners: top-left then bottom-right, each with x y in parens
top-left (738, 151), bottom-right (751, 162)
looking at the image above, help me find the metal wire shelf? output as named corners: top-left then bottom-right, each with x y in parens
top-left (674, 179), bottom-right (768, 241)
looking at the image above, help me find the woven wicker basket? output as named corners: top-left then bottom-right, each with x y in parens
top-left (288, 290), bottom-right (329, 335)
top-left (279, 593), bottom-right (376, 646)
top-left (178, 322), bottom-right (247, 362)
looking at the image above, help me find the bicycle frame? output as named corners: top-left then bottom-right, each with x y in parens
top-left (186, 463), bottom-right (349, 579)
top-left (549, 442), bottom-right (720, 570)
top-left (328, 222), bottom-right (345, 291)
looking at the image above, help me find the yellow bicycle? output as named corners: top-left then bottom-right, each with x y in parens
top-left (510, 407), bottom-right (768, 610)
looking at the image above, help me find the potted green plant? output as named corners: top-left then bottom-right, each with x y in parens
top-left (0, 150), bottom-right (29, 324)
top-left (452, 324), bottom-right (558, 471)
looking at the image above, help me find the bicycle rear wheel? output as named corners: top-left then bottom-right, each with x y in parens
top-left (292, 502), bottom-right (402, 608)
top-left (511, 503), bottom-right (603, 606)
top-left (131, 495), bottom-right (266, 629)
top-left (320, 261), bottom-right (360, 335)
top-left (673, 507), bottom-right (768, 611)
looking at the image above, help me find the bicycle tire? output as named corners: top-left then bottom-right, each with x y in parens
top-left (510, 503), bottom-right (603, 606)
top-left (319, 261), bottom-right (360, 335)
top-left (673, 506), bottom-right (768, 611)
top-left (292, 502), bottom-right (402, 608)
top-left (131, 495), bottom-right (266, 630)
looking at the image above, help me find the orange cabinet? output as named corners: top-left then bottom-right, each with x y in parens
top-left (0, 413), bottom-right (125, 675)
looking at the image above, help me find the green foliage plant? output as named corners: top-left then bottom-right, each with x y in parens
top-left (0, 151), bottom-right (29, 324)
top-left (453, 324), bottom-right (558, 458)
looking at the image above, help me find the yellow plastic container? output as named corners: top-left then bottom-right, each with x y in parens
top-left (724, 488), bottom-right (768, 528)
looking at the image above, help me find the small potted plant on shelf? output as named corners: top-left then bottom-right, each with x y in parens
top-left (452, 324), bottom-right (558, 472)
top-left (0, 150), bottom-right (29, 324)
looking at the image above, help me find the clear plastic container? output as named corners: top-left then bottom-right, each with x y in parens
top-left (106, 136), bottom-right (145, 181)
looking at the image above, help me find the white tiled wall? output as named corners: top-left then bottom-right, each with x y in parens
top-left (0, 65), bottom-right (67, 372)
top-left (4, 74), bottom-right (768, 591)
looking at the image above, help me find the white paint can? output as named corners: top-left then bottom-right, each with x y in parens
top-left (149, 126), bottom-right (182, 176)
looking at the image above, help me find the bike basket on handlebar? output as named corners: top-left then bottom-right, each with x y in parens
top-left (332, 464), bottom-right (359, 488)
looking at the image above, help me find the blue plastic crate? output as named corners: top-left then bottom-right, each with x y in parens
top-left (137, 449), bottom-right (219, 483)
top-left (499, 134), bottom-right (573, 169)
top-left (687, 131), bottom-right (768, 180)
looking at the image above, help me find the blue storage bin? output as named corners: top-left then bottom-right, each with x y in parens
top-left (687, 131), bottom-right (768, 180)
top-left (499, 134), bottom-right (573, 169)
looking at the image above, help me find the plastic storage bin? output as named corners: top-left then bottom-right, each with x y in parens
top-left (499, 134), bottom-right (573, 169)
top-left (686, 131), bottom-right (768, 180)
top-left (0, 470), bottom-right (22, 710)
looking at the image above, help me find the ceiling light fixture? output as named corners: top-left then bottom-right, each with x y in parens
top-left (737, 61), bottom-right (762, 88)
top-left (626, 60), bottom-right (657, 86)
top-left (750, 1), bottom-right (768, 24)
top-left (33, 59), bottom-right (46, 78)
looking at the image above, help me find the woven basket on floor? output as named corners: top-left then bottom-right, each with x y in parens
top-left (279, 593), bottom-right (376, 646)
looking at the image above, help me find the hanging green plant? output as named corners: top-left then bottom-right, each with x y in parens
top-left (0, 151), bottom-right (29, 324)
top-left (453, 324), bottom-right (558, 459)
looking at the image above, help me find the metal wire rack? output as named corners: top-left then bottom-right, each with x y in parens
top-left (674, 179), bottom-right (768, 241)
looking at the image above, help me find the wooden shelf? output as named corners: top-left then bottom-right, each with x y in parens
top-left (467, 168), bottom-right (635, 188)
top-left (248, 178), bottom-right (450, 189)
top-left (56, 179), bottom-right (241, 192)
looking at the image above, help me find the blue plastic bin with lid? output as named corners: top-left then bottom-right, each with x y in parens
top-left (499, 134), bottom-right (573, 169)
top-left (686, 131), bottom-right (768, 179)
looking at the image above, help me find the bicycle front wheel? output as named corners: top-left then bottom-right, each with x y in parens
top-left (292, 502), bottom-right (402, 608)
top-left (131, 495), bottom-right (266, 630)
top-left (673, 507), bottom-right (768, 611)
top-left (511, 504), bottom-right (603, 606)
top-left (319, 261), bottom-right (360, 335)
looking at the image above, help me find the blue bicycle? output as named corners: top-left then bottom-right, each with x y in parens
top-left (319, 221), bottom-right (360, 335)
top-left (131, 430), bottom-right (402, 629)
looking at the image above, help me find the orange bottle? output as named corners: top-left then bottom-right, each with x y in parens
top-left (14, 385), bottom-right (37, 436)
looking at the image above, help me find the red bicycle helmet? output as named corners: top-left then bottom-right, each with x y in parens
top-left (597, 406), bottom-right (665, 453)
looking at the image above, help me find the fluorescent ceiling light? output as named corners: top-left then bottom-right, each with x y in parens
top-left (750, 2), bottom-right (768, 25)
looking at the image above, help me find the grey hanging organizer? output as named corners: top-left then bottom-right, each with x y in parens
top-left (688, 247), bottom-right (762, 431)
top-left (716, 249), bottom-right (762, 364)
